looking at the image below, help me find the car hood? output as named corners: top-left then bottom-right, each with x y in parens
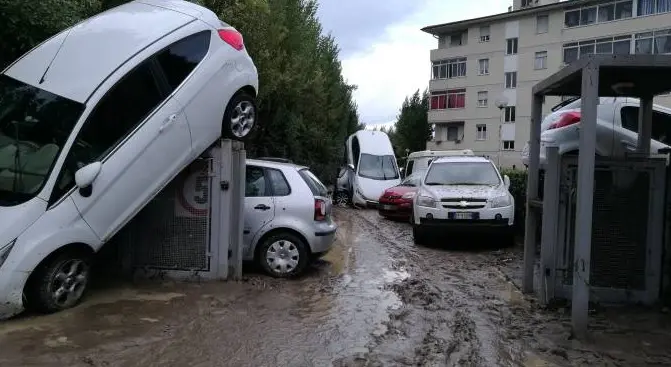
top-left (423, 185), bottom-right (504, 200)
top-left (0, 197), bottom-right (47, 247)
top-left (383, 186), bottom-right (416, 197)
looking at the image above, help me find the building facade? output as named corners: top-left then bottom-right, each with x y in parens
top-left (422, 0), bottom-right (671, 168)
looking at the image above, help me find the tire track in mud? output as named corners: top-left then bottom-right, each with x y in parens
top-left (343, 208), bottom-right (526, 366)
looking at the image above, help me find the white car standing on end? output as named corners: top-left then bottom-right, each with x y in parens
top-left (411, 156), bottom-right (515, 246)
top-left (0, 0), bottom-right (258, 318)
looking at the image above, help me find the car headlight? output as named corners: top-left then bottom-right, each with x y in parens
top-left (0, 239), bottom-right (16, 269)
top-left (490, 195), bottom-right (512, 208)
top-left (402, 192), bottom-right (416, 199)
top-left (417, 195), bottom-right (436, 208)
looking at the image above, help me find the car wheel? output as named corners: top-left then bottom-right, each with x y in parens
top-left (334, 191), bottom-right (350, 207)
top-left (258, 232), bottom-right (309, 278)
top-left (222, 91), bottom-right (257, 140)
top-left (26, 252), bottom-right (91, 313)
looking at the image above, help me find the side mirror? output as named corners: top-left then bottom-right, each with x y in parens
top-left (75, 162), bottom-right (102, 197)
top-left (503, 175), bottom-right (511, 189)
top-left (348, 163), bottom-right (355, 171)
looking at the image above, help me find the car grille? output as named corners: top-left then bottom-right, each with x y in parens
top-left (440, 197), bottom-right (487, 209)
top-left (384, 194), bottom-right (402, 200)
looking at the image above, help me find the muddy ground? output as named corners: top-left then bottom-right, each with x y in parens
top-left (1, 208), bottom-right (671, 366)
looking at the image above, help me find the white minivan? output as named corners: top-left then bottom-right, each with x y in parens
top-left (0, 0), bottom-right (258, 318)
top-left (345, 130), bottom-right (401, 206)
top-left (404, 149), bottom-right (474, 178)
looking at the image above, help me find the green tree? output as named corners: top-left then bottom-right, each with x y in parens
top-left (393, 89), bottom-right (432, 156)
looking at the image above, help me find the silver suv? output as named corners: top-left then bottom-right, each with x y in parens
top-left (244, 159), bottom-right (337, 277)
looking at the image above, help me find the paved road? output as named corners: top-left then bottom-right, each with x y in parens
top-left (0, 208), bottom-right (669, 366)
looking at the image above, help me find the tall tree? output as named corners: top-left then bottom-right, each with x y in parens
top-left (393, 89), bottom-right (432, 156)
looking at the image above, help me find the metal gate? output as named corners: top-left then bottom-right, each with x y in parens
top-left (554, 156), bottom-right (666, 304)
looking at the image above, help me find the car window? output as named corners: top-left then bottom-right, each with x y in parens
top-left (267, 168), bottom-right (291, 196)
top-left (299, 169), bottom-right (328, 196)
top-left (621, 106), bottom-right (639, 132)
top-left (425, 162), bottom-right (501, 186)
top-left (358, 154), bottom-right (399, 180)
top-left (156, 31), bottom-right (211, 91)
top-left (621, 106), bottom-right (671, 143)
top-left (245, 166), bottom-right (268, 197)
top-left (406, 160), bottom-right (414, 175)
top-left (50, 59), bottom-right (164, 204)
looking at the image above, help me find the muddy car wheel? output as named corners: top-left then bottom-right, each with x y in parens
top-left (334, 191), bottom-right (350, 207)
top-left (258, 233), bottom-right (309, 278)
top-left (222, 92), bottom-right (257, 140)
top-left (27, 252), bottom-right (91, 313)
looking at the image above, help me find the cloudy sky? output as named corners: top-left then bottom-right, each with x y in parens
top-left (317, 0), bottom-right (511, 128)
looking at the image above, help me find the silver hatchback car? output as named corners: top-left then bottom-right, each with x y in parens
top-left (243, 159), bottom-right (337, 277)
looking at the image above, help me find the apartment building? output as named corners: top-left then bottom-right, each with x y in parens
top-left (422, 0), bottom-right (671, 168)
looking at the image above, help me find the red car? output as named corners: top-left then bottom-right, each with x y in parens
top-left (378, 173), bottom-right (421, 220)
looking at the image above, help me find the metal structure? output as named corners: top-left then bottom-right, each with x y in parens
top-left (116, 139), bottom-right (246, 280)
top-left (524, 54), bottom-right (671, 338)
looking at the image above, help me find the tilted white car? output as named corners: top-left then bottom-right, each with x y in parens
top-left (411, 156), bottom-right (515, 246)
top-left (521, 97), bottom-right (671, 167)
top-left (0, 0), bottom-right (258, 318)
top-left (243, 159), bottom-right (337, 278)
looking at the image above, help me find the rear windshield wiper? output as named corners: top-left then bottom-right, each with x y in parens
top-left (424, 182), bottom-right (443, 186)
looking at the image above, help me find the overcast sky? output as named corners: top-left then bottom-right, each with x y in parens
top-left (316, 0), bottom-right (511, 128)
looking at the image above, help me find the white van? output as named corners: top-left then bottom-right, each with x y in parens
top-left (0, 0), bottom-right (258, 318)
top-left (405, 149), bottom-right (474, 177)
top-left (345, 130), bottom-right (401, 206)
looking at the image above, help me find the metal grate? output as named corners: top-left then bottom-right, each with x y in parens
top-left (563, 167), bottom-right (649, 290)
top-left (118, 158), bottom-right (212, 271)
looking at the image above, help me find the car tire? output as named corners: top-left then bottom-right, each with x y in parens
top-left (257, 232), bottom-right (309, 278)
top-left (334, 191), bottom-right (350, 207)
top-left (26, 251), bottom-right (91, 314)
top-left (222, 91), bottom-right (257, 141)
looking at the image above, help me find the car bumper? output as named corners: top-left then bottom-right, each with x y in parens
top-left (352, 191), bottom-right (379, 208)
top-left (378, 202), bottom-right (412, 217)
top-left (310, 219), bottom-right (338, 254)
top-left (0, 268), bottom-right (29, 320)
top-left (414, 205), bottom-right (514, 229)
top-left (417, 218), bottom-right (513, 234)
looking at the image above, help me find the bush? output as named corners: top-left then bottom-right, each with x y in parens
top-left (501, 168), bottom-right (528, 233)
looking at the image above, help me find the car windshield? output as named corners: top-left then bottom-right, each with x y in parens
top-left (400, 173), bottom-right (420, 187)
top-left (358, 153), bottom-right (399, 180)
top-left (0, 74), bottom-right (85, 206)
top-left (299, 169), bottom-right (328, 197)
top-left (424, 162), bottom-right (501, 186)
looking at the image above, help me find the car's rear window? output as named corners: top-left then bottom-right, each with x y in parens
top-left (299, 169), bottom-right (328, 196)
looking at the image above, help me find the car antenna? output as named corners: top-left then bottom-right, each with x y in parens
top-left (39, 26), bottom-right (74, 84)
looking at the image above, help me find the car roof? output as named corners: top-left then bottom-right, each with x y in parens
top-left (247, 158), bottom-right (308, 171)
top-left (407, 149), bottom-right (474, 159)
top-left (432, 156), bottom-right (492, 164)
top-left (3, 0), bottom-right (199, 103)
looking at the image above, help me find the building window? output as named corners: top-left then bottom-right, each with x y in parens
top-left (506, 38), bottom-right (518, 55)
top-left (479, 26), bottom-right (490, 42)
top-left (502, 140), bottom-right (515, 151)
top-left (504, 106), bottom-right (516, 122)
top-left (534, 51), bottom-right (548, 69)
top-left (536, 15), bottom-right (549, 34)
top-left (447, 126), bottom-right (459, 141)
top-left (476, 124), bottom-right (487, 140)
top-left (478, 58), bottom-right (489, 75)
top-left (565, 1), bottom-right (633, 28)
top-left (477, 91), bottom-right (488, 107)
top-left (638, 0), bottom-right (671, 16)
top-left (431, 57), bottom-right (467, 79)
top-left (450, 31), bottom-right (467, 47)
top-left (635, 29), bottom-right (671, 54)
top-left (563, 35), bottom-right (631, 64)
top-left (504, 72), bottom-right (517, 89)
top-left (430, 89), bottom-right (466, 110)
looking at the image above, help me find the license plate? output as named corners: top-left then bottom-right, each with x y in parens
top-left (382, 204), bottom-right (396, 211)
top-left (453, 212), bottom-right (473, 220)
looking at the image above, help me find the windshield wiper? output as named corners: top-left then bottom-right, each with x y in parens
top-left (424, 182), bottom-right (443, 186)
top-left (449, 182), bottom-right (481, 185)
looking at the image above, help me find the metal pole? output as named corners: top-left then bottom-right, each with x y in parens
top-left (523, 94), bottom-right (544, 293)
top-left (572, 61), bottom-right (599, 339)
top-left (218, 139), bottom-right (232, 280)
top-left (540, 145), bottom-right (560, 305)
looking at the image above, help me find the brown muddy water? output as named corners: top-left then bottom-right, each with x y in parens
top-left (1, 208), bottom-right (671, 366)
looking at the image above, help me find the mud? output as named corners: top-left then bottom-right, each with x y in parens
top-left (1, 208), bottom-right (671, 366)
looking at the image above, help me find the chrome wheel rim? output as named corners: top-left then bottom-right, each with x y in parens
top-left (265, 240), bottom-right (300, 274)
top-left (230, 101), bottom-right (255, 138)
top-left (50, 259), bottom-right (89, 308)
top-left (334, 192), bottom-right (349, 207)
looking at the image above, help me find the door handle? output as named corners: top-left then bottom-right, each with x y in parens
top-left (159, 114), bottom-right (178, 133)
top-left (254, 204), bottom-right (271, 211)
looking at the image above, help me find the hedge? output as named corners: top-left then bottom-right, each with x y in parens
top-left (501, 168), bottom-right (528, 234)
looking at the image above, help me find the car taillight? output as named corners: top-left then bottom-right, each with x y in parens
top-left (314, 199), bottom-right (327, 221)
top-left (548, 111), bottom-right (581, 130)
top-left (218, 29), bottom-right (244, 51)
